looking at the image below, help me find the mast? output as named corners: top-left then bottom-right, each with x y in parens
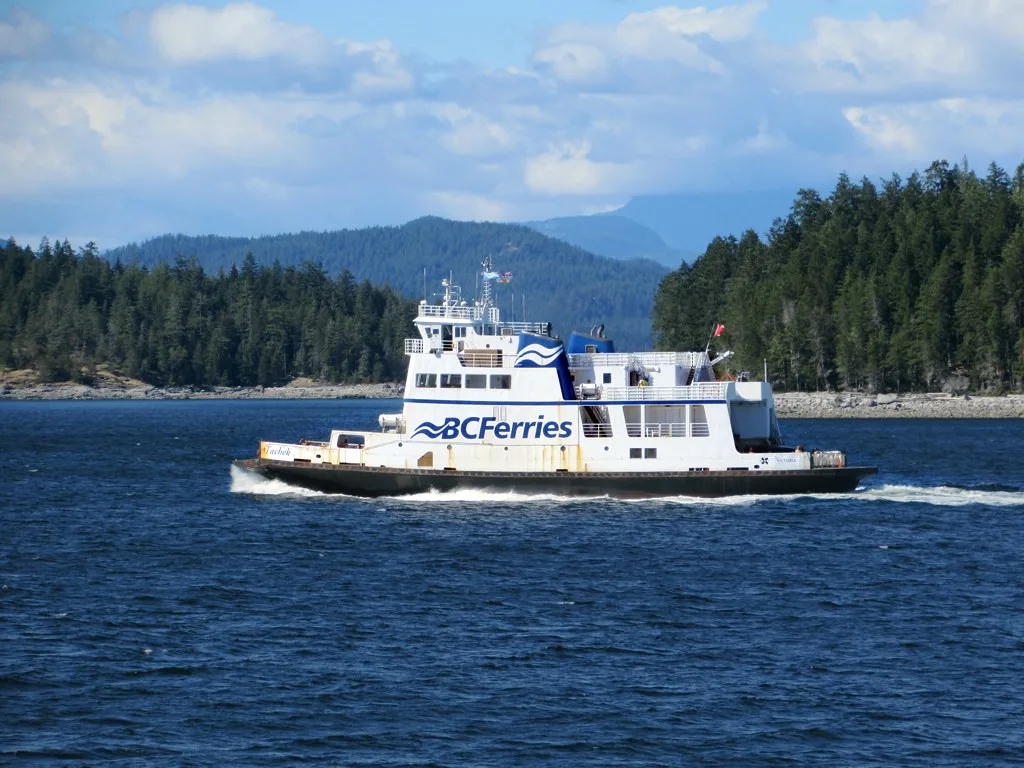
top-left (480, 255), bottom-right (494, 310)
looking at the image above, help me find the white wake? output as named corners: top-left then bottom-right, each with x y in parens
top-left (228, 466), bottom-right (1022, 508)
top-left (851, 483), bottom-right (1023, 507)
top-left (229, 464), bottom-right (327, 497)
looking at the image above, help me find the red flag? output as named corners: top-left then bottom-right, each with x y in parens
top-left (714, 323), bottom-right (725, 337)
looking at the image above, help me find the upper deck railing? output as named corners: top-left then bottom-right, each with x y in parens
top-left (568, 351), bottom-right (708, 368)
top-left (600, 383), bottom-right (728, 401)
top-left (495, 322), bottom-right (551, 336)
top-left (416, 302), bottom-right (500, 323)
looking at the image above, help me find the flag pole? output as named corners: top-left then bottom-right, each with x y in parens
top-left (704, 322), bottom-right (716, 358)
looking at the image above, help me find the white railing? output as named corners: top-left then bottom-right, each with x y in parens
top-left (497, 322), bottom-right (551, 335)
top-left (626, 421), bottom-right (707, 438)
top-left (642, 422), bottom-right (688, 438)
top-left (417, 304), bottom-right (476, 320)
top-left (417, 303), bottom-right (500, 322)
top-left (404, 338), bottom-right (424, 354)
top-left (602, 383), bottom-right (727, 401)
top-left (582, 423), bottom-right (614, 438)
top-left (459, 349), bottom-right (507, 368)
top-left (568, 351), bottom-right (707, 368)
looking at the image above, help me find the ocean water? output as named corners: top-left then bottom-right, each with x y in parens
top-left (2, 399), bottom-right (1023, 766)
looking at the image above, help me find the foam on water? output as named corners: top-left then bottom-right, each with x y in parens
top-left (656, 484), bottom-right (1023, 507)
top-left (397, 487), bottom-right (603, 504)
top-left (228, 464), bottom-right (327, 497)
top-left (853, 483), bottom-right (1023, 507)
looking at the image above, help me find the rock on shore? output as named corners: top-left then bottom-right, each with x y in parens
top-left (2, 369), bottom-right (1023, 417)
top-left (774, 391), bottom-right (1024, 419)
top-left (0, 376), bottom-right (402, 401)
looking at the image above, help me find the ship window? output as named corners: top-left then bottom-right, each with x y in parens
top-left (644, 448), bottom-right (657, 459)
top-left (586, 344), bottom-right (598, 353)
top-left (455, 327), bottom-right (467, 338)
top-left (490, 374), bottom-right (512, 389)
top-left (629, 448), bottom-right (642, 459)
top-left (602, 372), bottom-right (612, 384)
top-left (465, 374), bottom-right (486, 389)
top-left (416, 373), bottom-right (436, 388)
top-left (440, 374), bottom-right (462, 388)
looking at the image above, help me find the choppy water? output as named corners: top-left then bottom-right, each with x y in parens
top-left (3, 400), bottom-right (1023, 765)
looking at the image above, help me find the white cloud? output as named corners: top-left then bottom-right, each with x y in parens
top-left (0, 7), bottom-right (50, 58)
top-left (426, 191), bottom-right (507, 221)
top-left (532, 43), bottom-right (609, 83)
top-left (3, 1), bottom-right (1024, 246)
top-left (149, 2), bottom-right (328, 64)
top-left (620, 2), bottom-right (767, 43)
top-left (798, 12), bottom-right (972, 91)
top-left (844, 98), bottom-right (1024, 158)
top-left (346, 40), bottom-right (414, 93)
top-left (0, 79), bottom-right (371, 193)
top-left (437, 106), bottom-right (514, 157)
top-left (534, 1), bottom-right (767, 82)
top-left (525, 141), bottom-right (639, 196)
top-left (793, 0), bottom-right (1024, 93)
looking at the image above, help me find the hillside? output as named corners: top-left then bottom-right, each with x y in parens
top-left (524, 214), bottom-right (690, 268)
top-left (653, 160), bottom-right (1024, 393)
top-left (107, 217), bottom-right (669, 350)
top-left (0, 239), bottom-right (416, 387)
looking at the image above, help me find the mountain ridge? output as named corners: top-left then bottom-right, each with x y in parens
top-left (105, 216), bottom-right (670, 351)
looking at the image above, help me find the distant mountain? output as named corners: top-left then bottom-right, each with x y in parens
top-left (614, 190), bottom-right (798, 254)
top-left (106, 217), bottom-right (670, 350)
top-left (524, 214), bottom-right (691, 268)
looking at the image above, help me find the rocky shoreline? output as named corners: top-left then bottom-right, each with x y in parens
top-left (2, 377), bottom-right (1023, 417)
top-left (773, 391), bottom-right (1024, 419)
top-left (0, 380), bottom-right (403, 401)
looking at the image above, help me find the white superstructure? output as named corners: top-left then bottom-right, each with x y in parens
top-left (256, 267), bottom-right (847, 477)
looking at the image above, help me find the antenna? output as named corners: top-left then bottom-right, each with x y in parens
top-left (480, 255), bottom-right (493, 310)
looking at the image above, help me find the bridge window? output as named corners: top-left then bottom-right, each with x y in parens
top-left (465, 374), bottom-right (486, 389)
top-left (490, 374), bottom-right (512, 389)
top-left (440, 374), bottom-right (462, 388)
top-left (415, 373), bottom-right (436, 388)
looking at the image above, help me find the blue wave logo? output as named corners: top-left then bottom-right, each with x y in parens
top-left (411, 418), bottom-right (457, 439)
top-left (515, 343), bottom-right (562, 368)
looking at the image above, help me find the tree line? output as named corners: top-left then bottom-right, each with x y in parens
top-left (653, 159), bottom-right (1024, 393)
top-left (106, 216), bottom-right (669, 351)
top-left (0, 238), bottom-right (417, 387)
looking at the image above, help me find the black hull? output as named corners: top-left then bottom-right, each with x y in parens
top-left (234, 458), bottom-right (877, 499)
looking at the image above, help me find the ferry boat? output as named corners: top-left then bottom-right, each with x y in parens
top-left (234, 264), bottom-right (877, 497)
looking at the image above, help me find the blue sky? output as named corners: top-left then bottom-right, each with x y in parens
top-left (1, 0), bottom-right (1020, 247)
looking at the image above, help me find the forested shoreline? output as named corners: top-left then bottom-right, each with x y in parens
top-left (654, 160), bottom-right (1024, 393)
top-left (6, 158), bottom-right (1024, 394)
top-left (0, 239), bottom-right (416, 387)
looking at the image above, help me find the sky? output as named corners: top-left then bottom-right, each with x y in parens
top-left (2, 0), bottom-right (1023, 248)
